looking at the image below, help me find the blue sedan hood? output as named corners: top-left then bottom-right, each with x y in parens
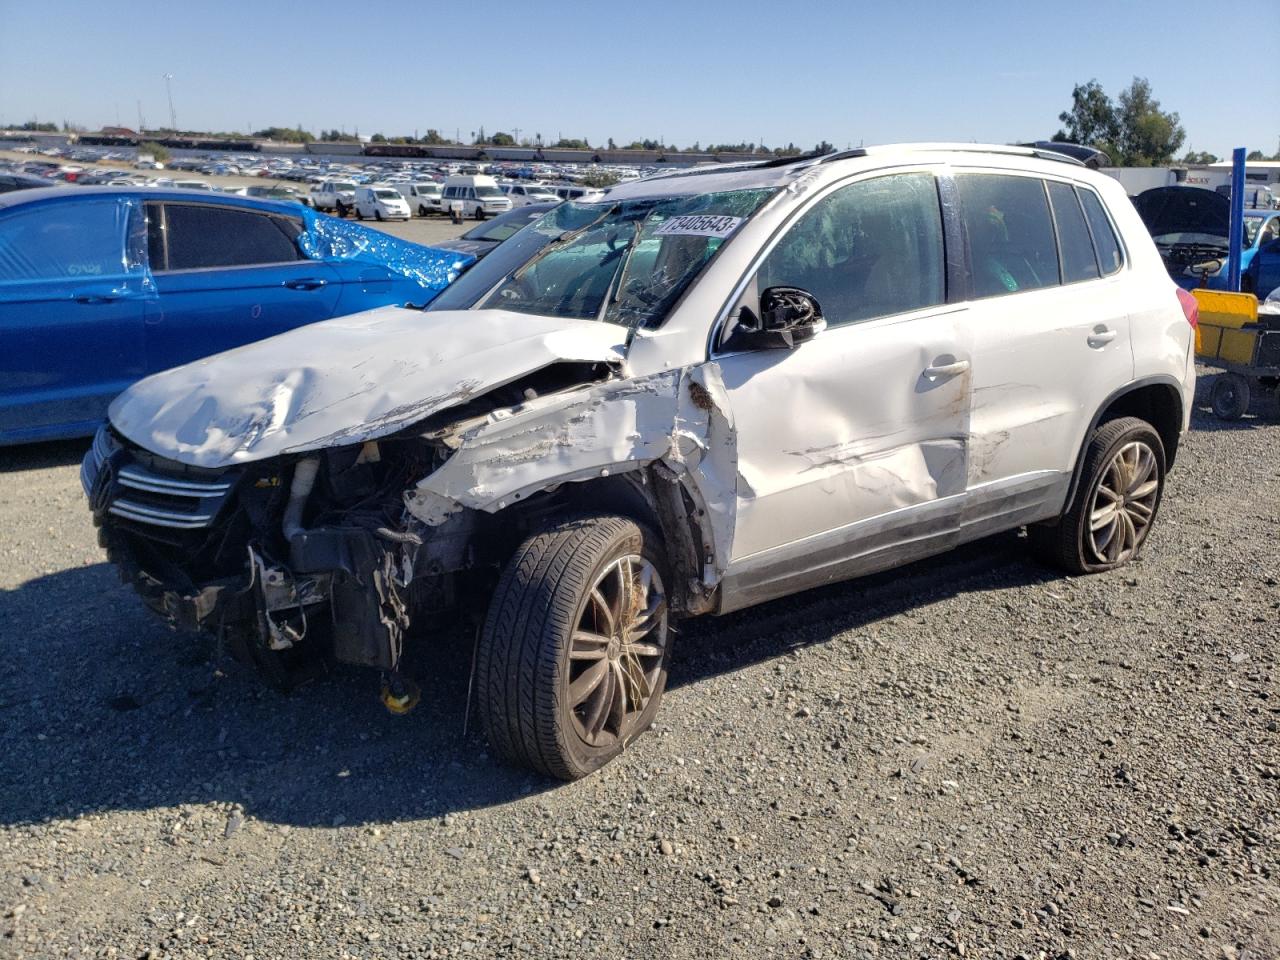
top-left (108, 306), bottom-right (629, 468)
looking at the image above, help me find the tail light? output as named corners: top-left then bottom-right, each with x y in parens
top-left (1175, 287), bottom-right (1199, 329)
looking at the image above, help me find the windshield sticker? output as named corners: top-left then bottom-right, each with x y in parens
top-left (653, 215), bottom-right (744, 239)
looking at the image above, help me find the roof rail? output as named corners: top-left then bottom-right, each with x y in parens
top-left (820, 143), bottom-right (1086, 167)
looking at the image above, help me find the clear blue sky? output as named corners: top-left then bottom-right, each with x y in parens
top-left (1, 0), bottom-right (1274, 157)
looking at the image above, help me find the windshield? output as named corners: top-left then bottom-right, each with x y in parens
top-left (374, 189), bottom-right (400, 200)
top-left (474, 185), bottom-right (503, 198)
top-left (418, 184), bottom-right (440, 195)
top-left (429, 188), bottom-right (777, 328)
top-left (331, 182), bottom-right (356, 192)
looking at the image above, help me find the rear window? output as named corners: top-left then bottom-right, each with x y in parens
top-left (1047, 181), bottom-right (1100, 284)
top-left (957, 174), bottom-right (1059, 298)
top-left (159, 204), bottom-right (305, 271)
top-left (1079, 189), bottom-right (1124, 275)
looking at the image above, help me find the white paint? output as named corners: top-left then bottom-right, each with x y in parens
top-left (108, 307), bottom-right (628, 468)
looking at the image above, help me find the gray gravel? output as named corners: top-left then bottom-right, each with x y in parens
top-left (1, 376), bottom-right (1278, 959)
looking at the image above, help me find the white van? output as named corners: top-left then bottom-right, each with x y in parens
top-left (354, 185), bottom-right (411, 221)
top-left (441, 175), bottom-right (513, 220)
top-left (396, 182), bottom-right (444, 217)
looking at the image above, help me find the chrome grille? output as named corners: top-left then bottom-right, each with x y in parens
top-left (108, 462), bottom-right (235, 531)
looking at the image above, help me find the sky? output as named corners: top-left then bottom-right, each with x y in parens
top-left (1, 0), bottom-right (1275, 158)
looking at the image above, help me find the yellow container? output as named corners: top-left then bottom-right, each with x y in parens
top-left (1194, 290), bottom-right (1258, 366)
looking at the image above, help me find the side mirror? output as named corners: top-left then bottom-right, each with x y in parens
top-left (727, 286), bottom-right (825, 351)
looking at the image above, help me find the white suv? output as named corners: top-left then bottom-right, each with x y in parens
top-left (84, 144), bottom-right (1196, 780)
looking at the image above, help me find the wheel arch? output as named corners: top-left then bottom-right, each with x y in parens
top-left (1062, 376), bottom-right (1184, 511)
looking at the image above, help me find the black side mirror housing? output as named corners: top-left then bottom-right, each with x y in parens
top-left (725, 286), bottom-right (825, 351)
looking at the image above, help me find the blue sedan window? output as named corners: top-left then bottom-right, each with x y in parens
top-left (0, 201), bottom-right (134, 282)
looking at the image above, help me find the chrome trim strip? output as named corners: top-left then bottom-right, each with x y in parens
top-left (117, 465), bottom-right (232, 496)
top-left (108, 500), bottom-right (214, 529)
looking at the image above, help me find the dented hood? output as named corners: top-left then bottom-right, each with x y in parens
top-left (108, 306), bottom-right (629, 468)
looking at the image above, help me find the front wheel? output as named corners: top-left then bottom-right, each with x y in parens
top-left (1029, 417), bottom-right (1165, 575)
top-left (477, 516), bottom-right (671, 780)
top-left (474, 207), bottom-right (486, 221)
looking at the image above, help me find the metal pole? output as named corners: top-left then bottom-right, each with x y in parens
top-left (163, 74), bottom-right (176, 132)
top-left (1228, 147), bottom-right (1246, 293)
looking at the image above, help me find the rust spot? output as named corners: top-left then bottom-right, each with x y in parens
top-left (688, 381), bottom-right (714, 412)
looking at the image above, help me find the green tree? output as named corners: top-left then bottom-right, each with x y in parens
top-left (252, 126), bottom-right (314, 143)
top-left (20, 120), bottom-right (58, 132)
top-left (554, 137), bottom-right (590, 149)
top-left (581, 168), bottom-right (621, 188)
top-left (1115, 77), bottom-right (1185, 166)
top-left (1180, 150), bottom-right (1219, 165)
top-left (1246, 150), bottom-right (1265, 161)
top-left (370, 132), bottom-right (387, 143)
top-left (422, 129), bottom-right (448, 144)
top-left (138, 141), bottom-right (171, 163)
top-left (490, 131), bottom-right (515, 146)
top-left (1054, 79), bottom-right (1119, 153)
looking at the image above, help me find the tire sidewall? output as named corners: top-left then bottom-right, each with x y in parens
top-left (1072, 421), bottom-right (1166, 573)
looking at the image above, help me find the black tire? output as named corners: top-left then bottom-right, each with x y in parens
top-left (477, 515), bottom-right (672, 781)
top-left (1028, 417), bottom-right (1166, 575)
top-left (474, 207), bottom-right (486, 221)
top-left (336, 201), bottom-right (348, 218)
top-left (418, 204), bottom-right (428, 217)
top-left (1211, 373), bottom-right (1250, 420)
top-left (375, 210), bottom-right (383, 221)
top-left (354, 207), bottom-right (364, 220)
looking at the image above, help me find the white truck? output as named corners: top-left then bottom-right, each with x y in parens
top-left (310, 180), bottom-right (358, 216)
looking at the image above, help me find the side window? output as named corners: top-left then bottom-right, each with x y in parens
top-left (1078, 189), bottom-right (1123, 275)
top-left (756, 172), bottom-right (945, 326)
top-left (162, 205), bottom-right (304, 271)
top-left (1047, 181), bottom-right (1100, 283)
top-left (957, 174), bottom-right (1058, 298)
top-left (0, 200), bottom-right (133, 282)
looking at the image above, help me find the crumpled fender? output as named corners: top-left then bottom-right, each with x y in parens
top-left (405, 362), bottom-right (738, 582)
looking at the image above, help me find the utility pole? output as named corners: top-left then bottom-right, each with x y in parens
top-left (162, 73), bottom-right (176, 132)
top-left (136, 100), bottom-right (144, 134)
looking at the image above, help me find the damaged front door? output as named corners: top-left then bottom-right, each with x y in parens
top-left (712, 171), bottom-right (973, 610)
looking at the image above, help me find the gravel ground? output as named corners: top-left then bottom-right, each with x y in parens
top-left (1, 375), bottom-right (1277, 960)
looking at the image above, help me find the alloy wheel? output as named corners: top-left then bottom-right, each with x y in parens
top-left (567, 554), bottom-right (667, 748)
top-left (1087, 440), bottom-right (1159, 564)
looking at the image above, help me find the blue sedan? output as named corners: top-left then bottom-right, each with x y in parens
top-left (0, 187), bottom-right (473, 445)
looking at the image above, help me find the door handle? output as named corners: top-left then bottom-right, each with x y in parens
top-left (1087, 326), bottom-right (1118, 347)
top-left (284, 278), bottom-right (328, 290)
top-left (923, 359), bottom-right (970, 379)
top-left (74, 288), bottom-right (128, 304)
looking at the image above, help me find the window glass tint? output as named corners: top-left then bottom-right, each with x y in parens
top-left (163, 205), bottom-right (304, 271)
top-left (1047, 182), bottom-right (1099, 283)
top-left (0, 200), bottom-right (131, 282)
top-left (757, 173), bottom-right (944, 326)
top-left (1078, 189), bottom-right (1123, 275)
top-left (958, 174), bottom-right (1057, 298)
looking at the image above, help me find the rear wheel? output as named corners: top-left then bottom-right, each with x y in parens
top-left (475, 206), bottom-right (486, 221)
top-left (1029, 417), bottom-right (1165, 575)
top-left (477, 516), bottom-right (671, 780)
top-left (1211, 373), bottom-right (1250, 420)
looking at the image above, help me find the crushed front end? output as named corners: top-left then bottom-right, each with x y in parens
top-left (81, 423), bottom-right (486, 692)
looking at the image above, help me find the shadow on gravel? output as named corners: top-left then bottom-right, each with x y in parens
top-left (0, 532), bottom-right (1059, 828)
top-left (0, 437), bottom-right (91, 473)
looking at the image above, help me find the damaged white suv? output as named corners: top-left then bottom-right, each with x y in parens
top-left (83, 144), bottom-right (1197, 780)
